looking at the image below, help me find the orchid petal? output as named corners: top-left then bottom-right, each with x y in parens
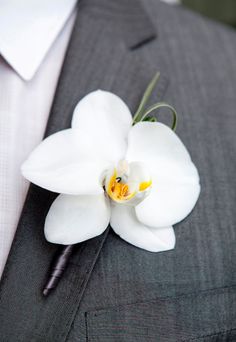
top-left (126, 122), bottom-right (192, 166)
top-left (136, 181), bottom-right (200, 227)
top-left (45, 194), bottom-right (110, 244)
top-left (126, 122), bottom-right (200, 226)
top-left (21, 129), bottom-right (109, 195)
top-left (110, 204), bottom-right (175, 252)
top-left (72, 90), bottom-right (133, 163)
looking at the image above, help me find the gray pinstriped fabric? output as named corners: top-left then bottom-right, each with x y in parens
top-left (0, 1), bottom-right (236, 341)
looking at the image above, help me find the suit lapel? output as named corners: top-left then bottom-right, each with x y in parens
top-left (0, 1), bottom-right (167, 341)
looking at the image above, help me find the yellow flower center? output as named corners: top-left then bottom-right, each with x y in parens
top-left (107, 169), bottom-right (136, 202)
top-left (105, 161), bottom-right (152, 204)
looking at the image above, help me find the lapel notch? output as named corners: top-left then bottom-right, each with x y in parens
top-left (77, 0), bottom-right (157, 50)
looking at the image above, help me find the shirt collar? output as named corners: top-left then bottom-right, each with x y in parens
top-left (0, 0), bottom-right (77, 81)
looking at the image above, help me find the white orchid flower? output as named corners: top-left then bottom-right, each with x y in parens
top-left (22, 90), bottom-right (200, 252)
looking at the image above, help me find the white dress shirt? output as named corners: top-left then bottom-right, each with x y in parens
top-left (0, 0), bottom-right (77, 278)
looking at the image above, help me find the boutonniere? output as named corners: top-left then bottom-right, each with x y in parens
top-left (22, 73), bottom-right (200, 296)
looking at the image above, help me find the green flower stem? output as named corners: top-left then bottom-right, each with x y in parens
top-left (133, 71), bottom-right (160, 123)
top-left (132, 72), bottom-right (178, 131)
top-left (138, 102), bottom-right (178, 131)
top-left (143, 116), bottom-right (157, 122)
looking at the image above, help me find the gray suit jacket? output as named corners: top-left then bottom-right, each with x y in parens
top-left (0, 1), bottom-right (236, 341)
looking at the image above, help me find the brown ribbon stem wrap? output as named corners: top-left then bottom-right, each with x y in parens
top-left (42, 245), bottom-right (74, 297)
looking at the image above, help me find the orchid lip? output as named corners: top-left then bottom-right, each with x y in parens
top-left (104, 160), bottom-right (152, 205)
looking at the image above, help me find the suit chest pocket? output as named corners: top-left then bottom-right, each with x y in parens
top-left (85, 286), bottom-right (236, 342)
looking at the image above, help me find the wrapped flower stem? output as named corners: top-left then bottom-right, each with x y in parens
top-left (43, 244), bottom-right (74, 296)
